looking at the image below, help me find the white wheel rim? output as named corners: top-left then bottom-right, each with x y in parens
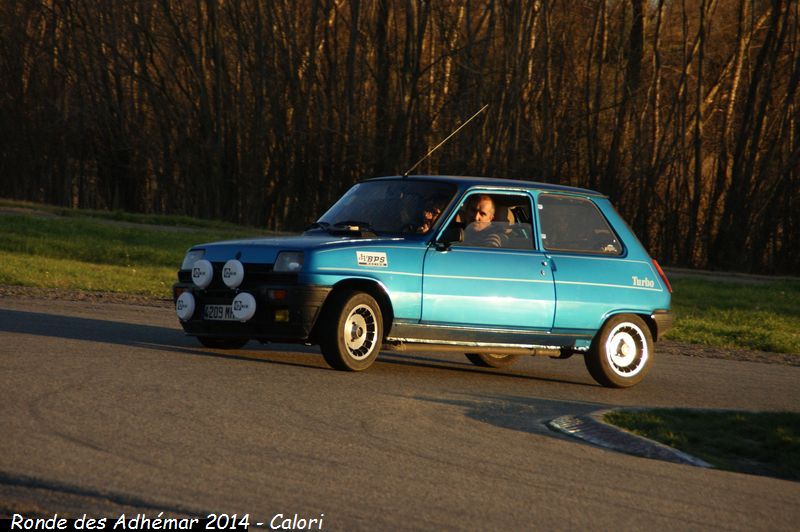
top-left (605, 322), bottom-right (648, 377)
top-left (343, 304), bottom-right (377, 360)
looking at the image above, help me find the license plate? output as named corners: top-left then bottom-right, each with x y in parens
top-left (204, 304), bottom-right (235, 321)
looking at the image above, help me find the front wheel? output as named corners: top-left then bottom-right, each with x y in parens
top-left (584, 314), bottom-right (653, 388)
top-left (198, 336), bottom-right (249, 349)
top-left (319, 291), bottom-right (383, 371)
top-left (465, 353), bottom-right (518, 368)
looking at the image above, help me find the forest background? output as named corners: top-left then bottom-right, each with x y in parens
top-left (1, 0), bottom-right (798, 273)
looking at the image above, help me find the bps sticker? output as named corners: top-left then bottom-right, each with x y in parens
top-left (356, 251), bottom-right (388, 268)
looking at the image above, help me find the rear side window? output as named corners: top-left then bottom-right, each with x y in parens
top-left (538, 194), bottom-right (623, 255)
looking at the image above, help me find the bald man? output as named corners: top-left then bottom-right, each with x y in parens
top-left (463, 195), bottom-right (504, 248)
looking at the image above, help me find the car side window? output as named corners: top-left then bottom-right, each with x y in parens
top-left (538, 194), bottom-right (622, 255)
top-left (442, 193), bottom-right (535, 250)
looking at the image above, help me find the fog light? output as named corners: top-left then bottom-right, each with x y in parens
top-left (191, 259), bottom-right (214, 289)
top-left (175, 292), bottom-right (196, 321)
top-left (274, 309), bottom-right (290, 322)
top-left (222, 259), bottom-right (244, 289)
top-left (231, 292), bottom-right (257, 322)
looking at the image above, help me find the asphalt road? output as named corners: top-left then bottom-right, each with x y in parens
top-left (1, 297), bottom-right (798, 530)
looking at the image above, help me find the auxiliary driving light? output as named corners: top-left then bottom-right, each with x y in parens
top-left (222, 259), bottom-right (245, 289)
top-left (175, 292), bottom-right (196, 321)
top-left (231, 292), bottom-right (257, 322)
top-left (191, 259), bottom-right (214, 288)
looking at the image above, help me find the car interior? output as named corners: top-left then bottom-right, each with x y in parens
top-left (443, 194), bottom-right (535, 249)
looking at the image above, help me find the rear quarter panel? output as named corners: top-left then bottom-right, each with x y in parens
top-left (538, 195), bottom-right (671, 333)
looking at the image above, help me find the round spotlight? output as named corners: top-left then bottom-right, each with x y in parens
top-left (231, 292), bottom-right (257, 322)
top-left (222, 259), bottom-right (245, 289)
top-left (191, 259), bottom-right (214, 289)
top-left (175, 292), bottom-right (196, 321)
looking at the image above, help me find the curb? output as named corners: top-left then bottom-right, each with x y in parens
top-left (548, 409), bottom-right (713, 468)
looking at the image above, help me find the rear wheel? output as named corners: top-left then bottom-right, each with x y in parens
top-left (584, 314), bottom-right (653, 388)
top-left (319, 291), bottom-right (383, 371)
top-left (198, 336), bottom-right (249, 350)
top-left (465, 353), bottom-right (518, 368)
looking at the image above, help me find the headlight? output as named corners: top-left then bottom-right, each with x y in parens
top-left (181, 249), bottom-right (205, 270)
top-left (274, 251), bottom-right (304, 272)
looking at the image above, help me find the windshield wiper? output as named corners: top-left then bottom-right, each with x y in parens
top-left (330, 220), bottom-right (379, 236)
top-left (332, 220), bottom-right (375, 231)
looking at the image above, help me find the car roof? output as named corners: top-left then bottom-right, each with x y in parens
top-left (365, 175), bottom-right (605, 197)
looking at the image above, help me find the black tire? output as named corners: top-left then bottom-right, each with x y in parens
top-left (319, 291), bottom-right (383, 371)
top-left (584, 314), bottom-right (653, 388)
top-left (465, 353), bottom-right (519, 368)
top-left (198, 336), bottom-right (249, 349)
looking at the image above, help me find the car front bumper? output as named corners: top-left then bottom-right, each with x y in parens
top-left (173, 282), bottom-right (331, 342)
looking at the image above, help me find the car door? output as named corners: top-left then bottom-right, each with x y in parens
top-left (420, 191), bottom-right (556, 332)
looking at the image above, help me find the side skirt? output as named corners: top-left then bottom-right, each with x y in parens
top-left (385, 322), bottom-right (592, 357)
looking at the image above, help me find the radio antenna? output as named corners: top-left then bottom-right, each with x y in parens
top-left (402, 104), bottom-right (488, 178)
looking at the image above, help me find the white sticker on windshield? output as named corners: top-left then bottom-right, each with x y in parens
top-left (356, 251), bottom-right (388, 268)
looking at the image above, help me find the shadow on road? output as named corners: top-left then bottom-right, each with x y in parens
top-left (0, 306), bottom-right (294, 352)
top-left (377, 352), bottom-right (595, 387)
top-left (0, 308), bottom-right (183, 345)
top-left (0, 307), bottom-right (330, 367)
top-left (0, 308), bottom-right (594, 386)
top-left (412, 392), bottom-right (607, 436)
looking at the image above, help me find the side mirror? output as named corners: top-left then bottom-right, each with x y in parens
top-left (435, 223), bottom-right (462, 251)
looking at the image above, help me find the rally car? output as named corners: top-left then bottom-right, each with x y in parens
top-left (173, 175), bottom-right (672, 388)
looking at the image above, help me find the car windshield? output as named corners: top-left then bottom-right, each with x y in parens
top-left (317, 180), bottom-right (457, 235)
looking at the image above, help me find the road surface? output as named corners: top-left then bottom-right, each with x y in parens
top-left (1, 297), bottom-right (798, 530)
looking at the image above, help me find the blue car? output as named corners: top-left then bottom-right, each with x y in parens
top-left (173, 176), bottom-right (672, 388)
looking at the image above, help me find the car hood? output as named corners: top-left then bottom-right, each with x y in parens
top-left (193, 234), bottom-right (409, 263)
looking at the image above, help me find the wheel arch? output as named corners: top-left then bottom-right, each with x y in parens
top-left (598, 310), bottom-right (659, 342)
top-left (638, 313), bottom-right (660, 342)
top-left (312, 278), bottom-right (395, 340)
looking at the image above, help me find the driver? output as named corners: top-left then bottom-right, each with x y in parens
top-left (463, 195), bottom-right (504, 248)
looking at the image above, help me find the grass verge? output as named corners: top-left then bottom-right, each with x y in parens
top-left (0, 198), bottom-right (254, 230)
top-left (0, 251), bottom-right (176, 298)
top-left (0, 205), bottom-right (266, 298)
top-left (604, 409), bottom-right (800, 481)
top-left (0, 213), bottom-right (260, 268)
top-left (669, 278), bottom-right (800, 354)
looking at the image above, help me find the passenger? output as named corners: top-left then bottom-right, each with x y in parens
top-left (463, 195), bottom-right (504, 248)
top-left (418, 199), bottom-right (445, 233)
